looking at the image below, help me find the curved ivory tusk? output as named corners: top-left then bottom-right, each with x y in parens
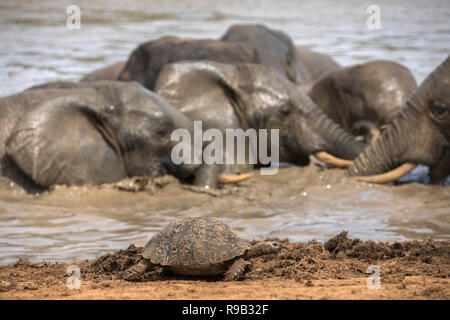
top-left (356, 163), bottom-right (417, 184)
top-left (218, 173), bottom-right (253, 184)
top-left (314, 151), bottom-right (353, 168)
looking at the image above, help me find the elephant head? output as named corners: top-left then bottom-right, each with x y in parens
top-left (309, 60), bottom-right (417, 142)
top-left (117, 36), bottom-right (259, 90)
top-left (348, 55), bottom-right (450, 185)
top-left (221, 24), bottom-right (310, 84)
top-left (4, 81), bottom-right (199, 188)
top-left (155, 61), bottom-right (367, 187)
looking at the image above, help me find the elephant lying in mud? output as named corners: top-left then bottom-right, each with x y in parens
top-left (309, 60), bottom-right (417, 143)
top-left (221, 24), bottom-right (339, 85)
top-left (0, 81), bottom-right (206, 191)
top-left (154, 61), bottom-right (367, 187)
top-left (117, 36), bottom-right (259, 90)
top-left (348, 55), bottom-right (450, 185)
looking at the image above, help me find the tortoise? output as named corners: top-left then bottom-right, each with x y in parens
top-left (124, 216), bottom-right (281, 281)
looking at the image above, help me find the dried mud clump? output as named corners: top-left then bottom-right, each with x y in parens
top-left (246, 232), bottom-right (450, 283)
top-left (85, 233), bottom-right (449, 283)
top-left (324, 231), bottom-right (360, 254)
top-left (90, 245), bottom-right (142, 274)
top-left (324, 231), bottom-right (449, 261)
top-left (0, 232), bottom-right (448, 298)
top-left (89, 245), bottom-right (165, 281)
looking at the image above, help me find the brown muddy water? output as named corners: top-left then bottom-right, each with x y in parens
top-left (0, 0), bottom-right (449, 265)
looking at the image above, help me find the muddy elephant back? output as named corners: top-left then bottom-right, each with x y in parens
top-left (118, 36), bottom-right (259, 90)
top-left (81, 61), bottom-right (126, 82)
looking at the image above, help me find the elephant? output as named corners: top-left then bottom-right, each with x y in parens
top-left (295, 46), bottom-right (340, 89)
top-left (81, 61), bottom-right (126, 82)
top-left (309, 60), bottom-right (417, 143)
top-left (154, 61), bottom-right (367, 188)
top-left (221, 24), bottom-right (308, 84)
top-left (348, 55), bottom-right (450, 185)
top-left (220, 24), bottom-right (340, 87)
top-left (0, 81), bottom-right (203, 192)
top-left (117, 36), bottom-right (259, 90)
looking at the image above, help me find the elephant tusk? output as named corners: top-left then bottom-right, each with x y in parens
top-left (356, 163), bottom-right (417, 184)
top-left (218, 173), bottom-right (252, 184)
top-left (314, 151), bottom-right (353, 168)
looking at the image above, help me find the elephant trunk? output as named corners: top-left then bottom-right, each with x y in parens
top-left (347, 52), bottom-right (450, 183)
top-left (306, 106), bottom-right (367, 161)
top-left (348, 103), bottom-right (421, 179)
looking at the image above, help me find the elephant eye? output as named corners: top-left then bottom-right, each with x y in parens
top-left (431, 103), bottom-right (449, 119)
top-left (280, 104), bottom-right (291, 116)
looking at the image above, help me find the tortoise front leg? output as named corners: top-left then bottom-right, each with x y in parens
top-left (124, 259), bottom-right (155, 281)
top-left (224, 258), bottom-right (249, 281)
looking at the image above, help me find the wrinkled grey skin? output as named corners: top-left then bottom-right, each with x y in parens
top-left (155, 61), bottom-right (367, 187)
top-left (309, 60), bottom-right (417, 140)
top-left (81, 61), bottom-right (126, 82)
top-left (221, 25), bottom-right (340, 86)
top-left (221, 24), bottom-right (309, 84)
top-left (118, 36), bottom-right (259, 90)
top-left (348, 55), bottom-right (450, 185)
top-left (0, 81), bottom-right (198, 192)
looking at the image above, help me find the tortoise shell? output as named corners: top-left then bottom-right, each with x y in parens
top-left (142, 216), bottom-right (250, 267)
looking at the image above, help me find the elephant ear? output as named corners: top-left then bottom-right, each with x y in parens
top-left (155, 61), bottom-right (248, 128)
top-left (5, 98), bottom-right (127, 188)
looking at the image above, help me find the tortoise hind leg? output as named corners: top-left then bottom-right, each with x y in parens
top-left (224, 258), bottom-right (250, 281)
top-left (124, 259), bottom-right (155, 281)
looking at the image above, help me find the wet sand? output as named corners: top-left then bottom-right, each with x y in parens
top-left (1, 233), bottom-right (448, 300)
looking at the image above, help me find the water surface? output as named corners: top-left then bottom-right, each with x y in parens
top-left (0, 0), bottom-right (449, 264)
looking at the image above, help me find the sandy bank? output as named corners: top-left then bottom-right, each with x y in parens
top-left (1, 233), bottom-right (448, 299)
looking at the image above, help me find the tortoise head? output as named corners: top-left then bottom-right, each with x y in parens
top-left (243, 241), bottom-right (282, 259)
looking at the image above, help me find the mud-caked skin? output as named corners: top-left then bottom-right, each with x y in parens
top-left (0, 81), bottom-right (198, 192)
top-left (117, 36), bottom-right (259, 90)
top-left (154, 61), bottom-right (367, 187)
top-left (309, 60), bottom-right (417, 142)
top-left (348, 55), bottom-right (450, 184)
top-left (124, 216), bottom-right (282, 281)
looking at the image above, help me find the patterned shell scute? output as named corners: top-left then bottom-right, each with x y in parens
top-left (142, 216), bottom-right (250, 267)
